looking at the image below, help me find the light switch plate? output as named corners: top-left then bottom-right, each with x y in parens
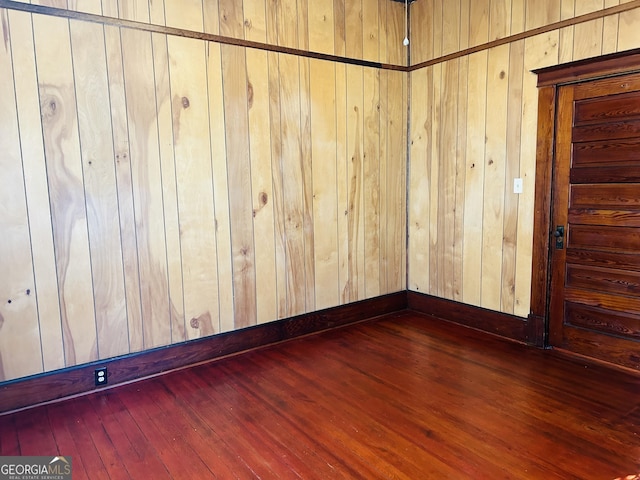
top-left (513, 178), bottom-right (523, 194)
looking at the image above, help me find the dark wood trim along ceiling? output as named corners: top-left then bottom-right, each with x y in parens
top-left (410, 1), bottom-right (640, 71)
top-left (2, 0), bottom-right (640, 73)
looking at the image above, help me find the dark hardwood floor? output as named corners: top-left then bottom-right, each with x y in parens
top-left (1, 311), bottom-right (638, 479)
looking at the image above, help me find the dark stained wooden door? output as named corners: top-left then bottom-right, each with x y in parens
top-left (549, 72), bottom-right (640, 370)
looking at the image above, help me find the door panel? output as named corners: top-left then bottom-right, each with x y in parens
top-left (549, 72), bottom-right (640, 370)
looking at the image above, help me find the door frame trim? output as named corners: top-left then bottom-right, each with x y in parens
top-left (529, 47), bottom-right (640, 348)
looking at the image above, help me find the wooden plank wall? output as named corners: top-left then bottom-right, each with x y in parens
top-left (408, 0), bottom-right (640, 318)
top-left (0, 0), bottom-right (407, 382)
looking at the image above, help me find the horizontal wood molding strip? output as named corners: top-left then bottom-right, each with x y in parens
top-left (409, 0), bottom-right (640, 71)
top-left (0, 292), bottom-right (407, 415)
top-left (407, 291), bottom-right (529, 343)
top-left (0, 0), bottom-right (406, 71)
top-left (535, 48), bottom-right (640, 86)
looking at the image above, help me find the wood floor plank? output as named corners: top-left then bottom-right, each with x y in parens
top-left (47, 400), bottom-right (108, 480)
top-left (154, 373), bottom-right (293, 479)
top-left (0, 414), bottom-right (19, 456)
top-left (0, 311), bottom-right (638, 479)
top-left (162, 368), bottom-right (310, 479)
top-left (219, 356), bottom-right (384, 479)
top-left (89, 392), bottom-right (170, 480)
top-left (13, 406), bottom-right (57, 457)
top-left (114, 381), bottom-right (226, 479)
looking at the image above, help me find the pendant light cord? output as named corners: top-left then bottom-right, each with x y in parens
top-left (403, 0), bottom-right (409, 46)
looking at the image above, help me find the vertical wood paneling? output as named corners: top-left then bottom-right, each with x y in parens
top-left (345, 0), bottom-right (363, 59)
top-left (9, 10), bottom-right (64, 372)
top-left (511, 0), bottom-right (526, 34)
top-left (11, 0), bottom-right (640, 383)
top-left (0, 11), bottom-right (42, 380)
top-left (121, 28), bottom-right (172, 349)
top-left (152, 31), bottom-right (186, 343)
top-left (206, 41), bottom-right (235, 332)
top-left (116, 0), bottom-right (149, 22)
top-left (441, 60), bottom-right (458, 299)
top-left (429, 63), bottom-right (441, 296)
top-left (408, 67), bottom-right (430, 293)
top-left (481, 44), bottom-right (509, 311)
top-left (386, 70), bottom-right (406, 292)
top-left (459, 0), bottom-right (470, 50)
top-left (364, 67), bottom-right (381, 298)
top-left (247, 48), bottom-right (278, 324)
top-left (33, 14), bottom-right (98, 366)
top-left (1, 0), bottom-right (408, 383)
top-left (618, 5), bottom-right (640, 50)
top-left (490, 0), bottom-right (511, 40)
top-left (462, 51), bottom-right (487, 307)
top-left (336, 63), bottom-right (350, 299)
top-left (442, 0), bottom-right (459, 54)
top-left (454, 56), bottom-right (468, 302)
top-left (602, 0), bottom-right (620, 54)
top-left (67, 0), bottom-right (101, 14)
top-left (279, 53), bottom-right (306, 316)
top-left (407, 1), bottom-right (640, 319)
top-left (514, 37), bottom-right (550, 318)
top-left (299, 57), bottom-right (316, 312)
top-left (308, 0), bottom-right (334, 54)
top-left (386, 1), bottom-right (404, 65)
top-left (377, 67), bottom-right (389, 294)
top-left (559, 0), bottom-right (574, 64)
top-left (501, 40), bottom-right (525, 314)
top-left (164, 0), bottom-right (203, 31)
top-left (310, 59), bottom-right (339, 309)
top-left (469, 0), bottom-right (489, 46)
top-left (333, 0), bottom-right (346, 56)
top-left (244, 0), bottom-right (267, 42)
top-left (277, 0), bottom-right (298, 48)
top-left (70, 20), bottom-right (128, 359)
top-left (345, 64), bottom-right (364, 302)
top-left (167, 36), bottom-right (219, 339)
top-left (219, 0), bottom-right (244, 38)
top-left (377, 0), bottom-right (387, 65)
top-left (220, 0), bottom-right (257, 328)
top-left (410, 0), bottom-right (433, 66)
top-left (104, 25), bottom-right (144, 352)
top-left (526, 0), bottom-right (561, 29)
top-left (430, 1), bottom-right (443, 59)
top-left (203, 0), bottom-right (220, 34)
top-left (267, 50), bottom-right (287, 319)
top-left (574, 0), bottom-right (604, 60)
top-left (222, 44), bottom-right (258, 329)
top-left (297, 0), bottom-right (313, 310)
top-left (362, 0), bottom-right (379, 62)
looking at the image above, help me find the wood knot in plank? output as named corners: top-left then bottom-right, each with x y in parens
top-left (40, 94), bottom-right (60, 121)
top-left (247, 81), bottom-right (254, 109)
top-left (182, 96), bottom-right (190, 109)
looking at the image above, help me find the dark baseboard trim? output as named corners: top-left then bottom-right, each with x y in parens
top-left (0, 292), bottom-right (407, 414)
top-left (407, 291), bottom-right (530, 344)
